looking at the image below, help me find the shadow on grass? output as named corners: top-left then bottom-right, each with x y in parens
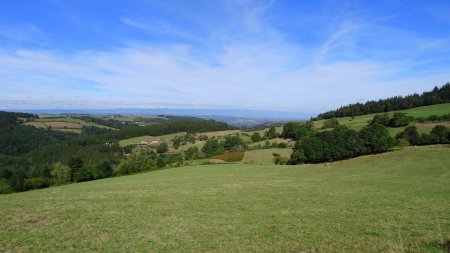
top-left (425, 240), bottom-right (450, 253)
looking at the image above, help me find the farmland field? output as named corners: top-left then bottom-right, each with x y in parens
top-left (1, 145), bottom-right (449, 252)
top-left (25, 117), bottom-right (116, 130)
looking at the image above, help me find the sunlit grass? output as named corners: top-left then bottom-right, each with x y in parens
top-left (1, 145), bottom-right (449, 252)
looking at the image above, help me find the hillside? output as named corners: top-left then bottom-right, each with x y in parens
top-left (1, 146), bottom-right (449, 252)
top-left (313, 103), bottom-right (450, 135)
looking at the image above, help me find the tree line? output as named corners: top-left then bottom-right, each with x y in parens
top-left (316, 83), bottom-right (450, 119)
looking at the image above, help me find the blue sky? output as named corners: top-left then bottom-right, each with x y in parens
top-left (0, 0), bottom-right (449, 113)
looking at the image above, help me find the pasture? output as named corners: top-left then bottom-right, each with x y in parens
top-left (313, 103), bottom-right (450, 133)
top-left (1, 145), bottom-right (449, 252)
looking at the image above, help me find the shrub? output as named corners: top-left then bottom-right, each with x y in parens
top-left (23, 177), bottom-right (49, 190)
top-left (224, 135), bottom-right (245, 151)
top-left (202, 139), bottom-right (224, 156)
top-left (274, 156), bottom-right (289, 165)
top-left (156, 142), bottom-right (169, 153)
top-left (396, 126), bottom-right (420, 145)
top-left (430, 125), bottom-right (450, 143)
top-left (50, 162), bottom-right (71, 185)
top-left (322, 117), bottom-right (340, 129)
top-left (389, 113), bottom-right (413, 127)
top-left (251, 132), bottom-right (262, 142)
top-left (0, 179), bottom-right (12, 194)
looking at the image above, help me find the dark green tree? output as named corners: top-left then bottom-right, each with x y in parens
top-left (359, 123), bottom-right (395, 153)
top-left (68, 157), bottom-right (83, 182)
top-left (156, 142), bottom-right (169, 154)
top-left (430, 125), bottom-right (449, 143)
top-left (251, 132), bottom-right (262, 142)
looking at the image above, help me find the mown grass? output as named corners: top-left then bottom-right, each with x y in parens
top-left (1, 145), bottom-right (449, 252)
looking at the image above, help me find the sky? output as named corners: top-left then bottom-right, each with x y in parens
top-left (0, 0), bottom-right (449, 113)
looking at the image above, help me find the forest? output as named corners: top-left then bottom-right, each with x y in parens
top-left (0, 111), bottom-right (234, 193)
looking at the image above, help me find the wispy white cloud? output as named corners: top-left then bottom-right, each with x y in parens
top-left (0, 25), bottom-right (43, 42)
top-left (0, 0), bottom-right (449, 112)
top-left (120, 17), bottom-right (201, 42)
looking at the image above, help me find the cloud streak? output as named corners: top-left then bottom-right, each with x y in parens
top-left (0, 0), bottom-right (449, 112)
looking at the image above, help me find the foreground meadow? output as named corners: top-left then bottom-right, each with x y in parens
top-left (1, 146), bottom-right (449, 252)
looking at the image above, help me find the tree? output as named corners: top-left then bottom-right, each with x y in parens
top-left (68, 157), bottom-right (83, 182)
top-left (50, 162), bottom-right (71, 185)
top-left (172, 137), bottom-right (181, 149)
top-left (185, 146), bottom-right (200, 160)
top-left (97, 161), bottom-right (113, 178)
top-left (265, 126), bottom-right (277, 139)
top-left (251, 132), bottom-right (262, 142)
top-left (156, 158), bottom-right (166, 168)
top-left (289, 150), bottom-right (306, 164)
top-left (156, 142), bottom-right (169, 154)
top-left (202, 139), bottom-right (223, 156)
top-left (389, 113), bottom-right (413, 127)
top-left (430, 125), bottom-right (449, 143)
top-left (224, 135), bottom-right (245, 151)
top-left (359, 123), bottom-right (395, 153)
top-left (281, 122), bottom-right (314, 141)
top-left (371, 113), bottom-right (390, 126)
top-left (396, 126), bottom-right (420, 145)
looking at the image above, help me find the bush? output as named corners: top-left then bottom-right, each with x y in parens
top-left (265, 126), bottom-right (278, 139)
top-left (23, 177), bottom-right (49, 190)
top-left (224, 135), bottom-right (245, 151)
top-left (274, 156), bottom-right (289, 165)
top-left (50, 162), bottom-right (71, 185)
top-left (396, 126), bottom-right (420, 145)
top-left (359, 123), bottom-right (395, 154)
top-left (289, 150), bottom-right (306, 164)
top-left (251, 132), bottom-right (262, 142)
top-left (0, 179), bottom-right (12, 194)
top-left (282, 122), bottom-right (314, 140)
top-left (202, 139), bottom-right (224, 156)
top-left (430, 125), bottom-right (449, 143)
top-left (389, 113), bottom-right (413, 127)
top-left (185, 146), bottom-right (201, 160)
top-left (322, 117), bottom-right (340, 129)
top-left (156, 142), bottom-right (169, 153)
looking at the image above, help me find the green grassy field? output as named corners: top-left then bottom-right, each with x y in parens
top-left (242, 148), bottom-right (292, 165)
top-left (1, 145), bottom-right (449, 252)
top-left (314, 103), bottom-right (450, 133)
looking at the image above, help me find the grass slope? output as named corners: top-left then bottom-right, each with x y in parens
top-left (314, 103), bottom-right (450, 134)
top-left (1, 146), bottom-right (449, 252)
top-left (242, 148), bottom-right (292, 165)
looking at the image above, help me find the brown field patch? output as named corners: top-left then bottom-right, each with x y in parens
top-left (45, 122), bottom-right (83, 129)
top-left (212, 151), bottom-right (245, 162)
top-left (24, 121), bottom-right (83, 129)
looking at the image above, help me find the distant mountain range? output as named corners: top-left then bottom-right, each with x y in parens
top-left (8, 108), bottom-right (311, 127)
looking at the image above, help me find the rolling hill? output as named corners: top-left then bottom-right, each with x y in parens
top-left (1, 145), bottom-right (449, 252)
